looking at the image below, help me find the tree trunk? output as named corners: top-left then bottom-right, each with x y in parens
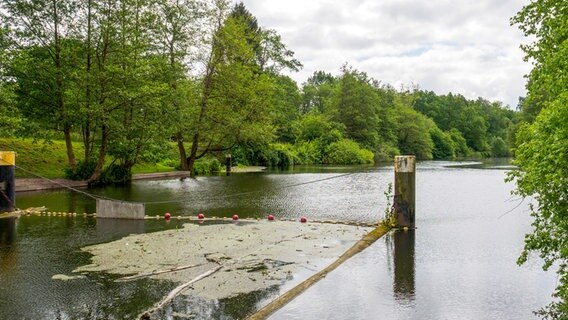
top-left (83, 0), bottom-right (93, 162)
top-left (64, 125), bottom-right (76, 170)
top-left (88, 124), bottom-right (109, 184)
top-left (186, 132), bottom-right (200, 177)
top-left (177, 132), bottom-right (188, 171)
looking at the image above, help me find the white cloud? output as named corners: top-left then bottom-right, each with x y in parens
top-left (238, 0), bottom-right (530, 107)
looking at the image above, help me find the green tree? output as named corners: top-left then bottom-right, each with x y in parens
top-left (509, 95), bottom-right (568, 318)
top-left (332, 67), bottom-right (381, 150)
top-left (270, 75), bottom-right (302, 143)
top-left (185, 1), bottom-right (273, 176)
top-left (149, 0), bottom-right (204, 171)
top-left (430, 126), bottom-right (455, 159)
top-left (510, 0), bottom-right (568, 317)
top-left (448, 128), bottom-right (470, 157)
top-left (184, 1), bottom-right (300, 176)
top-left (301, 71), bottom-right (337, 114)
top-left (2, 0), bottom-right (80, 169)
top-left (396, 106), bottom-right (434, 160)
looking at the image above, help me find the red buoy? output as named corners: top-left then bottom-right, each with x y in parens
top-left (300, 216), bottom-right (307, 223)
top-left (197, 213), bottom-right (205, 219)
top-left (267, 215), bottom-right (275, 221)
top-left (232, 214), bottom-right (239, 221)
top-left (164, 212), bottom-right (171, 220)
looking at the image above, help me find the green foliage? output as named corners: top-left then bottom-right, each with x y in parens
top-left (396, 106), bottom-right (434, 160)
top-left (508, 95), bottom-right (568, 318)
top-left (413, 91), bottom-right (515, 155)
top-left (294, 141), bottom-right (322, 165)
top-left (270, 75), bottom-right (302, 143)
top-left (375, 144), bottom-right (401, 163)
top-left (510, 2), bottom-right (568, 317)
top-left (381, 182), bottom-right (396, 228)
top-left (324, 139), bottom-right (374, 165)
top-left (0, 85), bottom-right (21, 136)
top-left (332, 67), bottom-right (382, 149)
top-left (270, 143), bottom-right (298, 168)
top-left (490, 137), bottom-right (509, 158)
top-left (448, 128), bottom-right (470, 157)
top-left (293, 113), bottom-right (343, 145)
top-left (301, 71), bottom-right (337, 114)
top-left (192, 157), bottom-right (222, 176)
top-left (0, 0), bottom-right (521, 179)
top-left (64, 159), bottom-right (97, 181)
top-left (100, 164), bottom-right (132, 185)
top-left (256, 143), bottom-right (297, 168)
top-left (430, 127), bottom-right (455, 159)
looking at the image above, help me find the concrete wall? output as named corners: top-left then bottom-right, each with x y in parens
top-left (96, 199), bottom-right (145, 220)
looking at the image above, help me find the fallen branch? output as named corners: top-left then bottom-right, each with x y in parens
top-left (246, 224), bottom-right (391, 320)
top-left (139, 264), bottom-right (223, 320)
top-left (115, 263), bottom-right (204, 282)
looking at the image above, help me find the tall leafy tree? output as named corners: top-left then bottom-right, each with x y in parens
top-left (151, 0), bottom-right (204, 171)
top-left (183, 1), bottom-right (300, 175)
top-left (270, 75), bottom-right (302, 143)
top-left (184, 0), bottom-right (270, 175)
top-left (2, 0), bottom-right (80, 169)
top-left (301, 71), bottom-right (337, 114)
top-left (510, 1), bottom-right (568, 318)
top-left (332, 67), bottom-right (381, 150)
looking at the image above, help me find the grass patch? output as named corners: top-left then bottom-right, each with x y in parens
top-left (0, 137), bottom-right (179, 179)
top-left (132, 162), bottom-right (177, 174)
top-left (0, 137), bottom-right (82, 178)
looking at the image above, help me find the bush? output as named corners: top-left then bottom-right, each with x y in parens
top-left (294, 141), bottom-right (322, 164)
top-left (269, 143), bottom-right (298, 168)
top-left (375, 144), bottom-right (400, 162)
top-left (100, 163), bottom-right (132, 185)
top-left (193, 157), bottom-right (222, 175)
top-left (324, 139), bottom-right (374, 164)
top-left (64, 159), bottom-right (97, 181)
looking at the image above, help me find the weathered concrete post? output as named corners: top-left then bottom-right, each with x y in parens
top-left (225, 154), bottom-right (232, 176)
top-left (394, 155), bottom-right (415, 228)
top-left (0, 151), bottom-right (16, 212)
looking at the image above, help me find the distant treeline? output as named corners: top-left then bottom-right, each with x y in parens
top-left (0, 0), bottom-right (520, 183)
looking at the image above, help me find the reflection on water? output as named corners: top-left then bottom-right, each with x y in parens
top-left (0, 217), bottom-right (16, 246)
top-left (0, 161), bottom-right (558, 319)
top-left (270, 161), bottom-right (557, 320)
top-left (0, 218), bottom-right (17, 274)
top-left (393, 230), bottom-right (415, 304)
top-left (96, 218), bottom-right (145, 238)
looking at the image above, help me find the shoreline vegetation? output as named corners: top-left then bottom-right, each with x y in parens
top-left (0, 1), bottom-right (519, 186)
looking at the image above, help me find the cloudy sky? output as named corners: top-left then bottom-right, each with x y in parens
top-left (238, 0), bottom-right (530, 108)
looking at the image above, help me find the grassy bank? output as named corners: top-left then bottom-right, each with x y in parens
top-left (0, 138), bottom-right (178, 179)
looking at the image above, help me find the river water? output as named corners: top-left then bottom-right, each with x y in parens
top-left (0, 160), bottom-right (557, 319)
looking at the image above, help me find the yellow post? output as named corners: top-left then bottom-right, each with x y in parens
top-left (0, 151), bottom-right (15, 166)
top-left (0, 151), bottom-right (16, 212)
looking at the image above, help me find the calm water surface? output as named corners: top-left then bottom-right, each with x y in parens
top-left (0, 160), bottom-right (557, 319)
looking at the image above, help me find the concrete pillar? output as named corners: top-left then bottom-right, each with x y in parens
top-left (0, 151), bottom-right (16, 212)
top-left (394, 155), bottom-right (415, 228)
top-left (96, 199), bottom-right (145, 219)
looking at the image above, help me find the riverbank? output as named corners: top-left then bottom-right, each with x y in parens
top-left (15, 167), bottom-right (267, 192)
